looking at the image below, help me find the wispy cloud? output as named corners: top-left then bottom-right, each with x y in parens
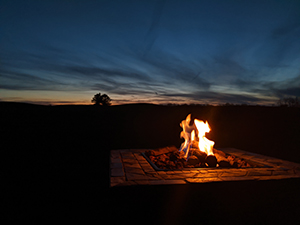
top-left (0, 68), bottom-right (67, 91)
top-left (263, 74), bottom-right (300, 98)
top-left (161, 90), bottom-right (266, 105)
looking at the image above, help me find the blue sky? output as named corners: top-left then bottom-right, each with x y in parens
top-left (1, 0), bottom-right (300, 105)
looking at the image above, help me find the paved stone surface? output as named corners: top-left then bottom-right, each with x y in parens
top-left (186, 177), bottom-right (223, 183)
top-left (110, 148), bottom-right (300, 187)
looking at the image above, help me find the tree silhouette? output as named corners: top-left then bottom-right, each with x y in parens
top-left (277, 97), bottom-right (300, 107)
top-left (91, 93), bottom-right (112, 106)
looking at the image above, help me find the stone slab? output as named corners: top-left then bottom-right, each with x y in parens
top-left (186, 177), bottom-right (223, 183)
top-left (111, 162), bottom-right (123, 169)
top-left (111, 168), bottom-right (124, 177)
top-left (149, 180), bottom-right (187, 185)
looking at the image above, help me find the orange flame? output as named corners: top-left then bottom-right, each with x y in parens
top-left (179, 114), bottom-right (215, 158)
top-left (179, 114), bottom-right (195, 158)
top-left (194, 119), bottom-right (215, 156)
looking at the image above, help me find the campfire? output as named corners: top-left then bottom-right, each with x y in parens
top-left (145, 114), bottom-right (252, 170)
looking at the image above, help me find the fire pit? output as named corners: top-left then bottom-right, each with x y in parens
top-left (110, 114), bottom-right (300, 187)
top-left (143, 114), bottom-right (267, 171)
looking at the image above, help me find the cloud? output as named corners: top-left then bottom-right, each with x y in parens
top-left (61, 65), bottom-right (153, 83)
top-left (161, 90), bottom-right (264, 104)
top-left (277, 87), bottom-right (300, 97)
top-left (1, 36), bottom-right (298, 106)
top-left (232, 78), bottom-right (259, 89)
top-left (138, 49), bottom-right (212, 90)
top-left (91, 81), bottom-right (157, 96)
top-left (212, 56), bottom-right (247, 78)
top-left (231, 74), bottom-right (300, 102)
top-left (0, 68), bottom-right (67, 91)
top-left (265, 75), bottom-right (300, 98)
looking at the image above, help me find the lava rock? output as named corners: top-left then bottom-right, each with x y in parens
top-left (218, 160), bottom-right (231, 168)
top-left (206, 155), bottom-right (217, 167)
top-left (145, 150), bottom-right (154, 157)
top-left (169, 152), bottom-right (180, 161)
top-left (231, 161), bottom-right (238, 168)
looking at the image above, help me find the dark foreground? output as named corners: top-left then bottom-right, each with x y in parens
top-left (2, 102), bottom-right (300, 224)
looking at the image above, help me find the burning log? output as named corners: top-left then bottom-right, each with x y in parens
top-left (214, 153), bottom-right (228, 162)
top-left (192, 149), bottom-right (207, 163)
top-left (205, 155), bottom-right (217, 167)
top-left (187, 155), bottom-right (200, 165)
top-left (213, 150), bottom-right (231, 167)
top-left (213, 148), bottom-right (227, 158)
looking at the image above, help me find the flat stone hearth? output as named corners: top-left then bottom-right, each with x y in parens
top-left (110, 148), bottom-right (300, 187)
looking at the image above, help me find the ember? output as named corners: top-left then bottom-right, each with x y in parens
top-left (144, 114), bottom-right (253, 170)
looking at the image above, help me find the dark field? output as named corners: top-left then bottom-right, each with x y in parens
top-left (2, 102), bottom-right (300, 224)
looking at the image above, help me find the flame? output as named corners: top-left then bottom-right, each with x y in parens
top-left (194, 119), bottom-right (215, 156)
top-left (179, 114), bottom-right (215, 158)
top-left (179, 114), bottom-right (195, 158)
top-left (191, 130), bottom-right (195, 142)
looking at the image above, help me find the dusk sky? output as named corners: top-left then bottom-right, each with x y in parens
top-left (1, 0), bottom-right (300, 105)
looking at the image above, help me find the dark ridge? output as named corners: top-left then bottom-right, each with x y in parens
top-left (111, 103), bottom-right (161, 107)
top-left (0, 101), bottom-right (47, 108)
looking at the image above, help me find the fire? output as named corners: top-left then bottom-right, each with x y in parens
top-left (194, 119), bottom-right (215, 156)
top-left (179, 114), bottom-right (215, 158)
top-left (179, 114), bottom-right (195, 158)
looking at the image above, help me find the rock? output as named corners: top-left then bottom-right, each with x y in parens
top-left (145, 150), bottom-right (154, 157)
top-left (218, 160), bottom-right (231, 168)
top-left (231, 161), bottom-right (238, 168)
top-left (152, 146), bottom-right (178, 156)
top-left (169, 152), bottom-right (181, 161)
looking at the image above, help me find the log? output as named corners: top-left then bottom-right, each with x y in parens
top-left (206, 155), bottom-right (217, 167)
top-left (214, 152), bottom-right (229, 163)
top-left (192, 150), bottom-right (207, 163)
top-left (187, 155), bottom-right (200, 165)
top-left (213, 148), bottom-right (227, 157)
